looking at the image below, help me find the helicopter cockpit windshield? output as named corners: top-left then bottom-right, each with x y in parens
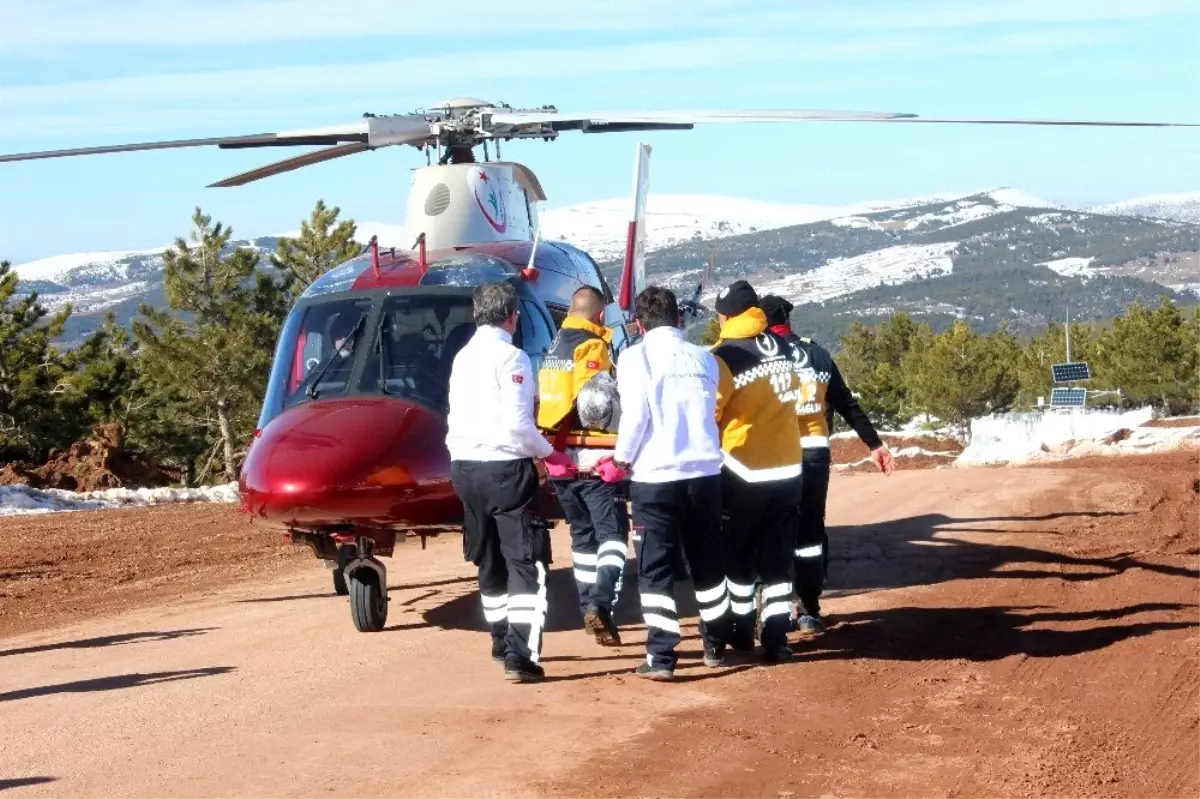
top-left (358, 294), bottom-right (476, 406)
top-left (256, 288), bottom-right (487, 429)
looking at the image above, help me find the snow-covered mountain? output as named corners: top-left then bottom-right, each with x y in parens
top-left (1089, 191), bottom-right (1200, 224)
top-left (6, 189), bottom-right (982, 311)
top-left (9, 187), bottom-right (1196, 346)
top-left (536, 192), bottom-right (965, 262)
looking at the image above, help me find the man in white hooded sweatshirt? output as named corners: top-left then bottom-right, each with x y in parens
top-left (596, 286), bottom-right (732, 681)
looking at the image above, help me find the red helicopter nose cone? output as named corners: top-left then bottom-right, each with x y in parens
top-left (239, 397), bottom-right (458, 528)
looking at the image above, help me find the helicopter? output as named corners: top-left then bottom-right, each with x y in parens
top-left (3, 97), bottom-right (1194, 632)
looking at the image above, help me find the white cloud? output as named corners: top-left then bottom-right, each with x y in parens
top-left (1, 0), bottom-right (1192, 50)
top-left (764, 0), bottom-right (1198, 29)
top-left (2, 24), bottom-right (1126, 117)
top-left (0, 0), bottom-right (743, 47)
top-left (0, 36), bottom-right (920, 112)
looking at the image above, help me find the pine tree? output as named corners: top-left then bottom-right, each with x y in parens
top-left (270, 199), bottom-right (360, 296)
top-left (904, 320), bottom-right (1019, 430)
top-left (836, 313), bottom-right (931, 428)
top-left (1095, 297), bottom-right (1199, 414)
top-left (132, 209), bottom-right (288, 482)
top-left (698, 316), bottom-right (721, 345)
top-left (58, 312), bottom-right (140, 433)
top-left (0, 260), bottom-right (72, 460)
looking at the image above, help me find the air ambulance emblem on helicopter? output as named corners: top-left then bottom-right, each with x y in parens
top-left (468, 168), bottom-right (507, 233)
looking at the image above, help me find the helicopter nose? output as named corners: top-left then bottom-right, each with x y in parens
top-left (239, 397), bottom-right (458, 528)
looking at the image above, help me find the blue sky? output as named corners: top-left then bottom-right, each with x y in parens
top-left (1, 0), bottom-right (1198, 263)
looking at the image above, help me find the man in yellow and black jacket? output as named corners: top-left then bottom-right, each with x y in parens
top-left (710, 280), bottom-right (803, 663)
top-left (536, 285), bottom-right (627, 647)
top-left (759, 295), bottom-right (894, 637)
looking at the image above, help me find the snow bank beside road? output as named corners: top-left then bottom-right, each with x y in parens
top-left (957, 407), bottom-right (1199, 466)
top-left (0, 482), bottom-right (238, 516)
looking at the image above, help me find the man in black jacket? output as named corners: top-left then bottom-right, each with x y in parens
top-left (760, 295), bottom-right (894, 635)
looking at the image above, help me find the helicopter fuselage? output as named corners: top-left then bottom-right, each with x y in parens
top-left (237, 238), bottom-right (634, 562)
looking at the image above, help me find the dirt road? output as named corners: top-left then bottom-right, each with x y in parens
top-left (1, 453), bottom-right (1196, 797)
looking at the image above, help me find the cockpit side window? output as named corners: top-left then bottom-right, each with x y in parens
top-left (285, 298), bottom-right (373, 405)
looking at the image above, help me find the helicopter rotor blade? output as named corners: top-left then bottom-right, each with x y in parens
top-left (877, 117), bottom-right (1199, 127)
top-left (489, 108), bottom-right (918, 129)
top-left (489, 108), bottom-right (1198, 130)
top-left (0, 115), bottom-right (436, 164)
top-left (0, 133), bottom-right (292, 163)
top-left (207, 142), bottom-right (370, 187)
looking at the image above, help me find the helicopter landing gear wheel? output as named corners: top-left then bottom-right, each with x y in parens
top-left (349, 569), bottom-right (387, 632)
top-left (344, 538), bottom-right (388, 632)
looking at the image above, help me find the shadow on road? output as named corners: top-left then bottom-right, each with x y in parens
top-left (0, 667), bottom-right (236, 704)
top-left (796, 602), bottom-right (1197, 663)
top-left (0, 778), bottom-right (56, 792)
top-left (0, 628), bottom-right (217, 659)
top-left (418, 509), bottom-right (1193, 640)
top-left (824, 511), bottom-right (1196, 599)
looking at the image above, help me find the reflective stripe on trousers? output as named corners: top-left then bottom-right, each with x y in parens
top-left (480, 592), bottom-right (508, 623)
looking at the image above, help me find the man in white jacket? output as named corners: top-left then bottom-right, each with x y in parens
top-left (446, 281), bottom-right (569, 684)
top-left (598, 286), bottom-right (732, 680)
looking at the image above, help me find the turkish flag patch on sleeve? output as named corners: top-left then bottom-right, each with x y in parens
top-left (512, 374), bottom-right (524, 384)
top-left (586, 360), bottom-right (600, 369)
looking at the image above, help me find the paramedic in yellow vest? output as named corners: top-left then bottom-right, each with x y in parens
top-left (536, 285), bottom-right (627, 647)
top-left (759, 295), bottom-right (894, 637)
top-left (710, 280), bottom-right (804, 664)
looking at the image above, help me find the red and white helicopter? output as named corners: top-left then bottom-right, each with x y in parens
top-left (3, 97), bottom-right (1192, 631)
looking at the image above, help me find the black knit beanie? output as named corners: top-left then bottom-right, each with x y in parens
top-left (759, 295), bottom-right (794, 326)
top-left (714, 280), bottom-right (758, 317)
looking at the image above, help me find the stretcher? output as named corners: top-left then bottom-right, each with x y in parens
top-left (560, 432), bottom-right (618, 479)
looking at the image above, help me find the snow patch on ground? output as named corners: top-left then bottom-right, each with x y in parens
top-left (1039, 256), bottom-right (1097, 279)
top-left (902, 201), bottom-right (1016, 230)
top-left (0, 482), bottom-right (239, 516)
top-left (718, 242), bottom-right (956, 306)
top-left (13, 247), bottom-right (167, 284)
top-left (538, 193), bottom-right (958, 261)
top-left (956, 408), bottom-right (1200, 466)
top-left (983, 188), bottom-right (1059, 209)
top-left (1090, 191), bottom-right (1200, 224)
top-left (39, 280), bottom-right (151, 313)
top-left (833, 446), bottom-right (957, 471)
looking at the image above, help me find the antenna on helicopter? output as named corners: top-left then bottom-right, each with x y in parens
top-left (412, 232), bottom-right (427, 273)
top-left (522, 224), bottom-right (541, 282)
top-left (368, 235), bottom-right (380, 277)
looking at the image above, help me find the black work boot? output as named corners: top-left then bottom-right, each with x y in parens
top-left (503, 655), bottom-right (545, 683)
top-left (635, 662), bottom-right (674, 681)
top-left (584, 604), bottom-right (621, 646)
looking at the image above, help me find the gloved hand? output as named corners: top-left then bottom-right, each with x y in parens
top-left (594, 456), bottom-right (628, 484)
top-left (543, 451), bottom-right (577, 479)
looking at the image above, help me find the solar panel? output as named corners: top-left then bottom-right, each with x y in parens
top-left (1052, 361), bottom-right (1092, 383)
top-left (1050, 387), bottom-right (1087, 407)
